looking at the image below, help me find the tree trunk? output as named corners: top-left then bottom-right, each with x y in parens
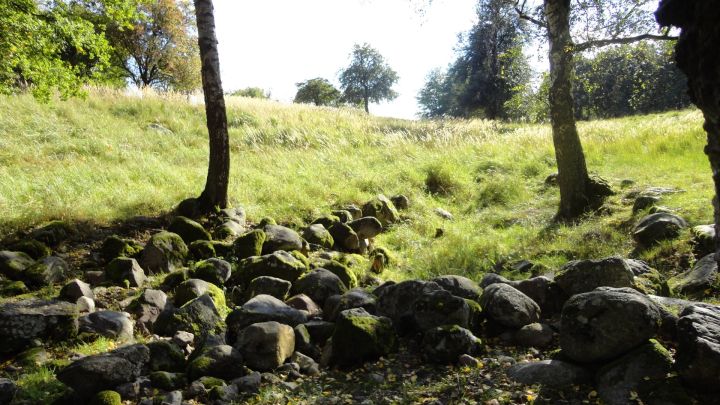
top-left (364, 95), bottom-right (369, 114)
top-left (544, 0), bottom-right (598, 220)
top-left (194, 0), bottom-right (229, 211)
top-left (656, 0), bottom-right (720, 267)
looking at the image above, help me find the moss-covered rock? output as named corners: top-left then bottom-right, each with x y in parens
top-left (169, 216), bottom-right (212, 244)
top-left (330, 308), bottom-right (397, 366)
top-left (156, 294), bottom-right (225, 337)
top-left (10, 239), bottom-right (51, 260)
top-left (257, 217), bottom-right (277, 227)
top-left (369, 247), bottom-right (391, 274)
top-left (23, 256), bottom-right (68, 288)
top-left (0, 251), bottom-right (35, 280)
top-left (668, 253), bottom-right (719, 298)
top-left (105, 257), bottom-right (147, 287)
top-left (89, 390), bottom-right (122, 405)
top-left (464, 298), bottom-right (484, 335)
top-left (412, 290), bottom-right (471, 331)
top-left (0, 279), bottom-right (28, 297)
top-left (302, 224), bottom-right (334, 249)
top-left (233, 229), bottom-right (266, 260)
top-left (189, 240), bottom-right (216, 260)
top-left (634, 267), bottom-right (670, 296)
top-left (361, 195), bottom-right (400, 228)
top-left (16, 347), bottom-right (49, 368)
top-left (291, 269), bottom-right (347, 306)
top-left (149, 371), bottom-right (186, 390)
top-left (139, 231), bottom-right (188, 274)
top-left (421, 325), bottom-right (483, 364)
top-left (311, 259), bottom-right (356, 289)
top-left (197, 376), bottom-right (227, 389)
top-left (262, 225), bottom-right (304, 254)
top-left (186, 345), bottom-right (245, 381)
top-left (30, 220), bottom-right (75, 246)
top-left (190, 259), bottom-right (232, 286)
top-left (328, 223), bottom-right (359, 252)
top-left (555, 256), bottom-right (635, 296)
top-left (231, 250), bottom-right (308, 286)
top-left (311, 215), bottom-right (340, 230)
top-left (160, 269), bottom-right (189, 291)
top-left (174, 279), bottom-right (229, 317)
top-left (100, 235), bottom-right (142, 263)
top-left (147, 340), bottom-right (186, 372)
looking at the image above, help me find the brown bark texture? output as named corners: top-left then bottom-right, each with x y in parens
top-left (656, 0), bottom-right (720, 266)
top-left (194, 0), bottom-right (230, 211)
top-left (544, 0), bottom-right (600, 220)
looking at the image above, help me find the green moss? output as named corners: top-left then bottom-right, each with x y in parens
top-left (332, 312), bottom-right (397, 366)
top-left (149, 371), bottom-right (186, 390)
top-left (187, 355), bottom-right (214, 380)
top-left (322, 260), bottom-right (357, 289)
top-left (31, 220), bottom-right (75, 245)
top-left (233, 229), bottom-right (266, 259)
top-left (290, 250), bottom-right (310, 268)
top-left (312, 215), bottom-right (341, 229)
top-left (100, 235), bottom-right (141, 262)
top-left (89, 390), bottom-right (122, 405)
top-left (0, 279), bottom-right (28, 296)
top-left (160, 269), bottom-right (189, 290)
top-left (206, 282), bottom-right (230, 318)
top-left (464, 298), bottom-right (483, 335)
top-left (191, 260), bottom-right (227, 286)
top-left (258, 217), bottom-right (277, 227)
top-left (147, 340), bottom-right (186, 372)
top-left (189, 240), bottom-right (216, 260)
top-left (198, 376), bottom-right (226, 389)
top-left (11, 239), bottom-right (51, 260)
top-left (168, 216), bottom-right (212, 244)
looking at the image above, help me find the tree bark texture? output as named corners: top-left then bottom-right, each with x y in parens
top-left (656, 0), bottom-right (720, 267)
top-left (194, 0), bottom-right (230, 210)
top-left (544, 0), bottom-right (594, 220)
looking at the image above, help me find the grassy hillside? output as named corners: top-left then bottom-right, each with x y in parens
top-left (0, 88), bottom-right (711, 281)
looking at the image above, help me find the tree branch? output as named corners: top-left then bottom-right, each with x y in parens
top-left (514, 5), bottom-right (547, 29)
top-left (575, 33), bottom-right (678, 52)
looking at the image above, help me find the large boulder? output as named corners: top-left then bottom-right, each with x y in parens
top-left (507, 360), bottom-right (592, 388)
top-left (231, 251), bottom-right (307, 286)
top-left (633, 212), bottom-right (688, 246)
top-left (479, 273), bottom-right (565, 314)
top-left (668, 253), bottom-right (718, 298)
top-left (139, 231), bottom-right (188, 274)
top-left (261, 225), bottom-right (303, 254)
top-left (168, 216), bottom-right (211, 244)
top-left (79, 310), bottom-right (134, 341)
top-left (675, 303), bottom-right (720, 390)
top-left (232, 229), bottom-right (266, 260)
top-left (226, 294), bottom-right (308, 344)
top-left (421, 325), bottom-right (482, 364)
top-left (235, 321), bottom-right (295, 371)
top-left (596, 340), bottom-right (673, 405)
top-left (0, 299), bottom-right (78, 354)
top-left (560, 287), bottom-right (661, 363)
top-left (156, 294), bottom-right (223, 338)
top-left (431, 275), bottom-right (482, 302)
top-left (23, 256), bottom-right (67, 288)
top-left (375, 280), bottom-right (444, 334)
top-left (291, 268), bottom-right (347, 306)
top-left (327, 223), bottom-right (360, 252)
top-left (245, 276), bottom-right (292, 301)
top-left (412, 290), bottom-right (470, 331)
top-left (190, 258), bottom-right (232, 286)
top-left (187, 344), bottom-right (246, 381)
top-left (348, 217), bottom-right (383, 240)
top-left (129, 289), bottom-right (167, 333)
top-left (57, 344), bottom-right (149, 398)
top-left (361, 195), bottom-right (399, 228)
top-left (480, 283), bottom-right (540, 329)
top-left (329, 308), bottom-right (397, 366)
top-left (324, 289), bottom-right (376, 322)
top-left (0, 250), bottom-right (35, 280)
top-left (105, 257), bottom-right (147, 287)
top-left (690, 224), bottom-right (715, 258)
top-left (555, 256), bottom-right (635, 296)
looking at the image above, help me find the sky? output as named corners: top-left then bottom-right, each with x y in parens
top-left (212, 0), bottom-right (481, 119)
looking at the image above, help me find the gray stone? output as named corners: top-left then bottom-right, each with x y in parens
top-left (174, 279), bottom-right (212, 307)
top-left (375, 279), bottom-right (443, 334)
top-left (131, 289), bottom-right (167, 333)
top-left (560, 287), bottom-right (661, 363)
top-left (668, 253), bottom-right (718, 298)
top-left (285, 294), bottom-right (322, 317)
top-left (231, 250), bottom-right (308, 285)
top-left (156, 294), bottom-right (223, 338)
top-left (413, 290), bottom-right (470, 331)
top-left (328, 222), bottom-right (360, 252)
top-left (262, 225), bottom-right (303, 254)
top-left (168, 216), bottom-right (211, 244)
top-left (139, 231), bottom-right (188, 274)
top-left (146, 340), bottom-right (186, 372)
top-left (291, 268), bottom-right (347, 306)
top-left (348, 217), bottom-right (383, 239)
top-left (421, 325), bottom-right (482, 364)
top-left (23, 256), bottom-right (67, 287)
top-left (432, 275), bottom-right (482, 301)
top-left (190, 258), bottom-right (232, 286)
top-left (325, 289), bottom-right (377, 322)
top-left (691, 224), bottom-right (715, 258)
top-left (57, 344), bottom-right (149, 398)
top-left (245, 276), bottom-right (292, 301)
top-left (625, 259), bottom-right (654, 276)
top-left (105, 257), bottom-right (147, 287)
top-left (233, 372), bottom-right (261, 394)
top-left (235, 321), bottom-right (295, 371)
top-left (59, 278), bottom-right (94, 302)
top-left (633, 212), bottom-right (688, 246)
top-left (330, 308), bottom-right (397, 366)
top-left (555, 256), bottom-right (635, 296)
top-left (480, 283), bottom-right (540, 329)
top-left (507, 360), bottom-right (592, 388)
top-left (0, 378), bottom-right (17, 404)
top-left (633, 194), bottom-right (661, 213)
top-left (77, 296), bottom-right (95, 313)
top-left (79, 310), bottom-right (134, 341)
top-left (0, 299), bottom-right (78, 354)
top-left (0, 250), bottom-right (34, 280)
top-left (434, 207), bottom-right (453, 220)
top-left (302, 224), bottom-right (334, 249)
top-left (187, 344), bottom-right (246, 381)
top-left (675, 303), bottom-right (720, 391)
top-left (596, 340), bottom-right (673, 405)
top-left (291, 351), bottom-right (319, 375)
top-left (226, 294), bottom-right (308, 344)
top-left (514, 323), bottom-right (554, 348)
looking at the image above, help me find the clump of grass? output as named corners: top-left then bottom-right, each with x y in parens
top-left (424, 163), bottom-right (462, 196)
top-left (13, 366), bottom-right (67, 403)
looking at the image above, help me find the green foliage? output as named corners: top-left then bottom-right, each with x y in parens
top-left (339, 43), bottom-right (398, 113)
top-left (0, 0), bottom-right (115, 100)
top-left (229, 87), bottom-right (271, 99)
top-left (294, 77), bottom-right (341, 106)
top-left (573, 42), bottom-right (692, 119)
top-left (417, 0), bottom-right (530, 119)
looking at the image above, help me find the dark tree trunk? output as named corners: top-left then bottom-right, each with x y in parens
top-left (544, 0), bottom-right (610, 221)
top-left (656, 0), bottom-right (720, 267)
top-left (364, 95), bottom-right (369, 114)
top-left (194, 0), bottom-right (230, 211)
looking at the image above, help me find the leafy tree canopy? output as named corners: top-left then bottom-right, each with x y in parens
top-left (228, 87), bottom-right (271, 99)
top-left (294, 77), bottom-right (341, 106)
top-left (339, 43), bottom-right (398, 113)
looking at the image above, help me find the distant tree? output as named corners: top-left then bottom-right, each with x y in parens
top-left (417, 0), bottom-right (530, 119)
top-left (514, 0), bottom-right (676, 220)
top-left (106, 0), bottom-right (201, 91)
top-left (193, 0), bottom-right (229, 212)
top-left (339, 43), bottom-right (399, 114)
top-left (0, 0), bottom-right (135, 100)
top-left (573, 42), bottom-right (691, 119)
top-left (294, 78), bottom-right (341, 106)
top-left (228, 87), bottom-right (271, 99)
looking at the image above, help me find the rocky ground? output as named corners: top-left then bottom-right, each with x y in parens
top-left (0, 191), bottom-right (719, 405)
